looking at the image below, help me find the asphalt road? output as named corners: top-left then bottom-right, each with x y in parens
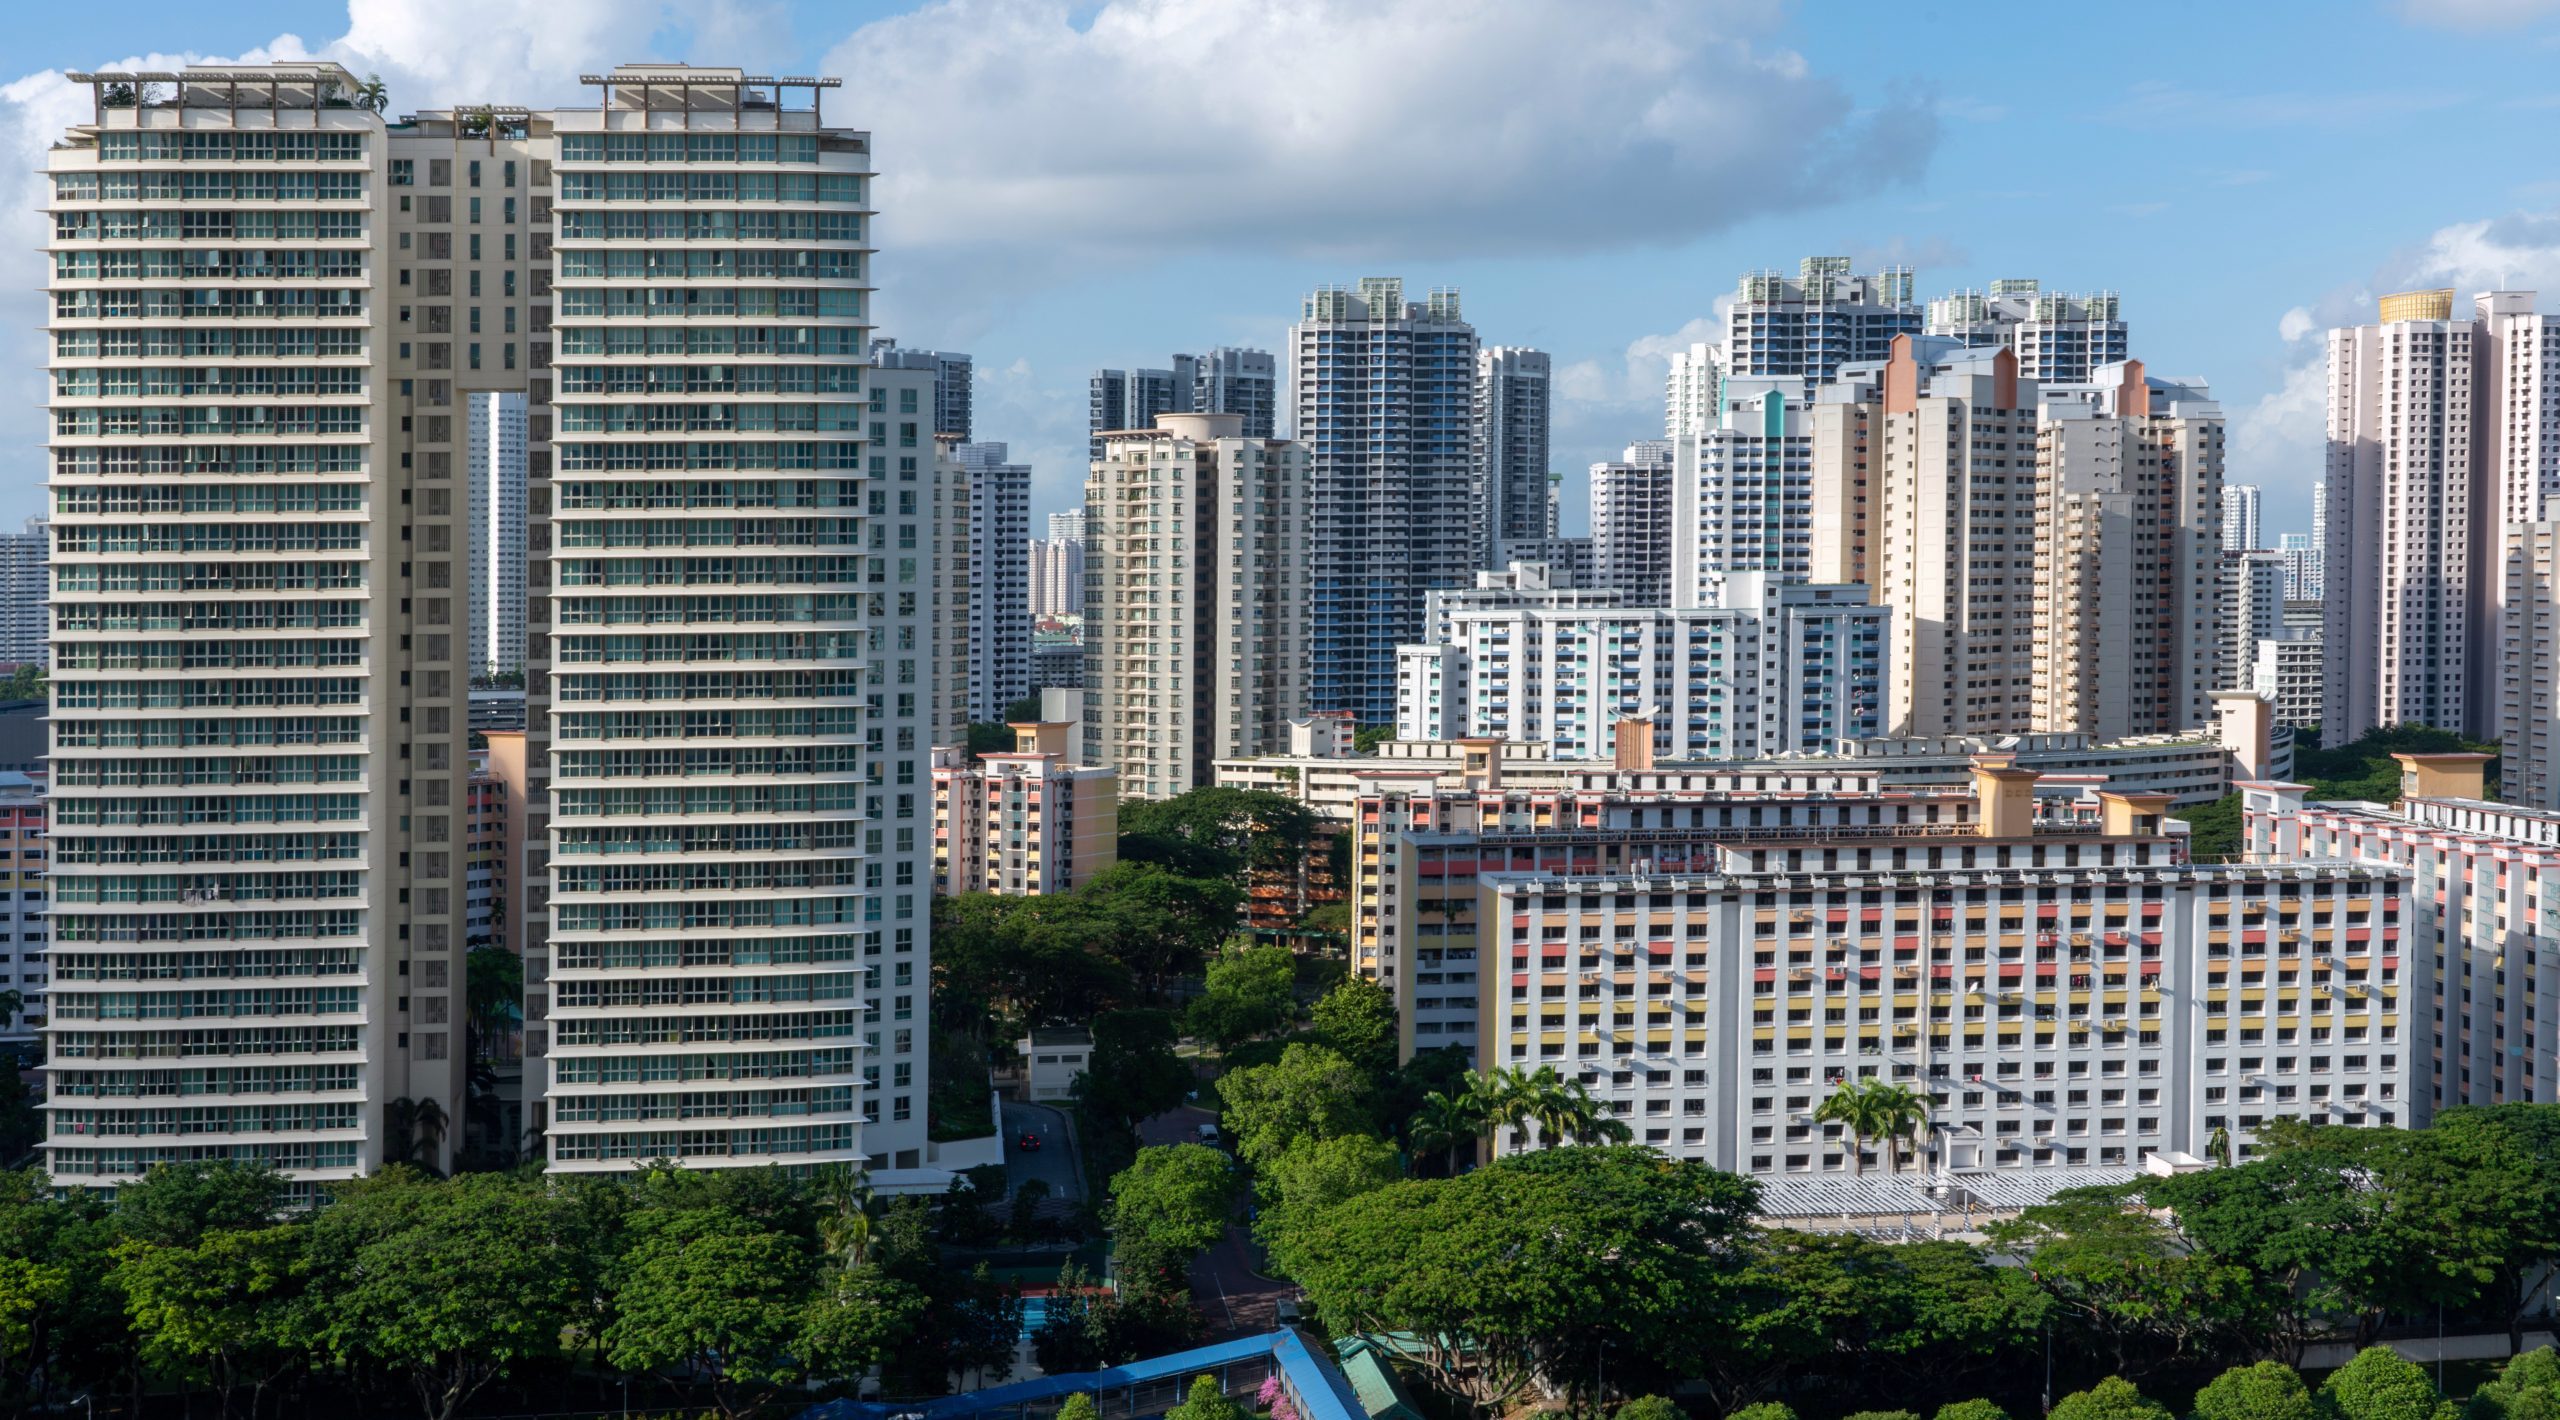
top-left (999, 1097), bottom-right (1084, 1203)
top-left (1138, 1099), bottom-right (1292, 1338)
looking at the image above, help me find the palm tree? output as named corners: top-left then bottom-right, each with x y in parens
top-left (1863, 1081), bottom-right (1930, 1174)
top-left (355, 73), bottom-right (389, 115)
top-left (815, 1164), bottom-right (878, 1267)
top-left (411, 1095), bottom-right (450, 1172)
top-left (1406, 1092), bottom-right (1477, 1176)
top-left (1460, 1067), bottom-right (1532, 1153)
top-left (384, 1096), bottom-right (416, 1165)
top-left (2206, 1124), bottom-right (2233, 1167)
top-left (1811, 1080), bottom-right (1880, 1175)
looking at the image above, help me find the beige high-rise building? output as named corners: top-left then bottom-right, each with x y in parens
top-left (1086, 412), bottom-right (1311, 799)
top-left (2030, 362), bottom-right (2227, 738)
top-left (1809, 337), bottom-right (2037, 736)
top-left (44, 61), bottom-right (942, 1191)
top-left (931, 724), bottom-right (1118, 897)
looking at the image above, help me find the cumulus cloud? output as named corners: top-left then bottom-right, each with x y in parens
top-left (2277, 306), bottom-right (2317, 342)
top-left (2401, 210), bottom-right (2560, 293)
top-left (825, 0), bottom-right (1936, 262)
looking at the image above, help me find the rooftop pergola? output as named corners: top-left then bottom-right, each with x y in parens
top-left (579, 70), bottom-right (840, 126)
top-left (66, 66), bottom-right (367, 127)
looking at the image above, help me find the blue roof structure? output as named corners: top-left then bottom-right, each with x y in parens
top-left (800, 1329), bottom-right (1366, 1420)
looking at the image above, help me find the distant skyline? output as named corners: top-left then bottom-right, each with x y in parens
top-left (10, 0), bottom-right (2560, 532)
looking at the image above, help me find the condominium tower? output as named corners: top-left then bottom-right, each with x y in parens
top-left (1090, 348), bottom-right (1277, 459)
top-left (1589, 440), bottom-right (1675, 606)
top-left (0, 519), bottom-right (46, 668)
top-left (1670, 378), bottom-right (1816, 602)
top-left (953, 442), bottom-right (1030, 721)
top-left (1289, 279), bottom-right (1479, 724)
top-left (1925, 280), bottom-right (2128, 384)
top-left (1726, 257), bottom-right (1919, 396)
top-left (868, 338), bottom-right (972, 440)
top-left (1086, 413), bottom-right (1312, 797)
top-left (2221, 483), bottom-right (2262, 552)
top-left (465, 390), bottom-right (528, 677)
top-left (1475, 346), bottom-right (1554, 566)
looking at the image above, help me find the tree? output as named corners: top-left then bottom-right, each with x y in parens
top-left (1081, 861), bottom-right (1243, 996)
top-left (113, 1161), bottom-right (287, 1247)
top-left (1352, 725), bottom-right (1395, 753)
top-left (2465, 1346), bottom-right (2560, 1420)
top-left (1935, 1403), bottom-right (2012, 1420)
top-left (1986, 1186), bottom-right (2259, 1379)
top-left (1167, 1373), bottom-right (1246, 1420)
top-left (113, 1225), bottom-right (309, 1420)
top-left (1310, 976), bottom-right (1398, 1078)
top-left (2180, 794), bottom-right (2244, 859)
top-left (1188, 944), bottom-right (1300, 1053)
top-left (1843, 1412), bottom-right (1920, 1420)
top-left (354, 72), bottom-right (388, 114)
top-left (1215, 1043), bottom-right (1375, 1169)
top-left (2192, 1361), bottom-right (2317, 1420)
top-left (1404, 1091), bottom-right (1478, 1177)
top-left (1730, 1408), bottom-right (1799, 1420)
top-left (796, 1263), bottom-right (925, 1386)
top-left (1107, 1145), bottom-right (1236, 1284)
top-left (966, 721), bottom-right (1017, 761)
top-left (2047, 1378), bottom-right (2171, 1420)
top-left (305, 1171), bottom-right (577, 1420)
top-left (1059, 1395), bottom-right (1103, 1420)
top-left (1272, 1147), bottom-right (1761, 1412)
top-left (1863, 1081), bottom-right (1931, 1172)
top-left (1118, 787), bottom-right (1318, 881)
top-left (1617, 1398), bottom-right (1686, 1420)
top-left (2320, 1347), bottom-right (2447, 1420)
top-left (606, 1208), bottom-right (813, 1418)
top-left (1257, 1133), bottom-right (1400, 1215)
top-left (1073, 1008), bottom-right (1193, 1144)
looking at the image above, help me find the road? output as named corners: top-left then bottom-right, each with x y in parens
top-left (1138, 1098), bottom-right (1292, 1338)
top-left (999, 1097), bottom-right (1084, 1203)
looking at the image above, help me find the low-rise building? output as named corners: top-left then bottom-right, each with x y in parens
top-left (1016, 1027), bottom-right (1093, 1103)
top-left (1351, 750), bottom-right (2409, 1174)
top-left (2243, 754), bottom-right (2551, 1118)
top-left (933, 723), bottom-right (1119, 896)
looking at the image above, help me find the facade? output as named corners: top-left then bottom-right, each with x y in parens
top-left (0, 519), bottom-right (46, 668)
top-left (1355, 758), bottom-right (2409, 1172)
top-left (2278, 531), bottom-right (2323, 603)
top-left (1925, 280), bottom-right (2127, 384)
top-left (2220, 550), bottom-right (2288, 697)
top-left (2031, 363), bottom-right (2228, 737)
top-left (2245, 754), bottom-right (2539, 1119)
top-left (465, 390), bottom-right (528, 677)
top-left (954, 442), bottom-right (1030, 722)
top-left (1671, 378), bottom-right (1817, 600)
top-left (1497, 537), bottom-right (1593, 588)
top-left (2221, 484), bottom-right (2262, 552)
top-left (1811, 339), bottom-right (2038, 736)
top-left (868, 338), bottom-right (972, 440)
top-left (1395, 568), bottom-right (1885, 762)
top-left (1029, 535), bottom-right (1084, 619)
top-left (1726, 257), bottom-right (1919, 396)
top-left (1086, 413), bottom-right (1312, 798)
top-left (1589, 440), bottom-right (1675, 606)
top-left (2254, 627), bottom-right (2323, 731)
top-left (1194, 347), bottom-right (1278, 441)
top-left (931, 723), bottom-right (1119, 896)
top-left (1474, 346), bottom-right (1553, 566)
top-left (0, 777), bottom-right (47, 1046)
top-left (1289, 279), bottom-right (1480, 724)
top-left (1049, 509), bottom-right (1084, 543)
top-left (464, 765), bottom-right (505, 952)
top-left (2501, 521), bottom-right (2560, 808)
top-left (1665, 343), bottom-right (1721, 439)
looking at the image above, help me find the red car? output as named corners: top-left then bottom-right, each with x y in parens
top-left (1017, 1132), bottom-right (1043, 1152)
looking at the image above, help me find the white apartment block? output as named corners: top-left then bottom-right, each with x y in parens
top-left (1194, 347), bottom-right (1279, 441)
top-left (1396, 569), bottom-right (1884, 762)
top-left (1029, 536), bottom-right (1084, 619)
top-left (2254, 627), bottom-right (2323, 732)
top-left (1290, 279), bottom-right (1479, 725)
top-left (930, 724), bottom-right (1118, 897)
top-left (2220, 550), bottom-right (2287, 697)
top-left (1086, 413), bottom-right (1311, 799)
top-left (465, 390), bottom-right (528, 676)
top-left (2221, 483), bottom-right (2261, 552)
top-left (953, 442), bottom-right (1029, 722)
top-left (2502, 521), bottom-right (2560, 808)
top-left (1475, 346), bottom-right (1553, 566)
top-left (1811, 340), bottom-right (2038, 736)
top-left (867, 338), bottom-right (972, 440)
top-left (2278, 532), bottom-right (2323, 603)
top-left (1926, 280), bottom-right (2127, 384)
top-left (1665, 343), bottom-right (1721, 438)
top-left (0, 519), bottom-right (46, 669)
top-left (1357, 759), bottom-right (2408, 1172)
top-left (1590, 440), bottom-right (1674, 606)
top-left (2032, 364), bottom-right (2227, 738)
top-left (2246, 754), bottom-right (2546, 1116)
top-left (1726, 257), bottom-right (1919, 396)
top-left (1671, 378), bottom-right (1816, 601)
top-left (1048, 509), bottom-right (1084, 543)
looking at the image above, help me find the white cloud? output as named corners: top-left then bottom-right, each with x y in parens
top-left (2277, 306), bottom-right (2316, 342)
top-left (2401, 210), bottom-right (2560, 293)
top-left (824, 0), bottom-right (1935, 263)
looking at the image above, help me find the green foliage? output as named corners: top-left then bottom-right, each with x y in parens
top-left (1004, 693), bottom-right (1045, 722)
top-left (1988, 1185), bottom-right (2263, 1378)
top-left (1811, 1076), bottom-right (1930, 1173)
top-left (1352, 725), bottom-right (1396, 753)
top-left (0, 665), bottom-right (42, 702)
top-left (1934, 1402), bottom-right (2012, 1420)
top-left (464, 945), bottom-right (523, 1038)
top-left (2047, 1377), bottom-right (2171, 1420)
top-left (1188, 943), bottom-right (1301, 1052)
top-left (2321, 1348), bottom-right (2446, 1420)
top-left (966, 720), bottom-right (1017, 760)
top-left (2180, 792), bottom-right (2244, 859)
top-left (1058, 1394), bottom-right (1103, 1420)
top-left (1106, 1145), bottom-right (1236, 1283)
top-left (114, 1160), bottom-right (288, 1246)
top-left (1167, 1372), bottom-right (1247, 1420)
top-left (1842, 1412), bottom-right (1920, 1420)
top-left (1118, 786), bottom-right (1318, 879)
top-left (2192, 1361), bottom-right (2316, 1420)
top-left (606, 1207), bottom-right (812, 1415)
top-left (1033, 1262), bottom-right (1199, 1374)
top-left (2291, 724), bottom-right (2496, 802)
top-left (1310, 975), bottom-right (1398, 1078)
top-left (1215, 1043), bottom-right (1375, 1169)
top-left (1726, 1406), bottom-right (1798, 1420)
top-left (114, 1224), bottom-right (309, 1413)
top-left (1617, 1398), bottom-right (1687, 1420)
top-left (1073, 1008), bottom-right (1195, 1176)
top-left (2467, 1347), bottom-right (2560, 1420)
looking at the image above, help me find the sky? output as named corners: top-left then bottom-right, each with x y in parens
top-left (9, 0), bottom-right (2560, 534)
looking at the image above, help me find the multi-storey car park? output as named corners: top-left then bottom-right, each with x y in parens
top-left (1352, 750), bottom-right (2410, 1175)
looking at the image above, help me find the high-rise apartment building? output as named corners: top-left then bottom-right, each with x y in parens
top-left (1089, 348), bottom-right (1278, 461)
top-left (2221, 483), bottom-right (2262, 552)
top-left (953, 442), bottom-right (1030, 721)
top-left (1670, 378), bottom-right (1817, 602)
top-left (868, 338), bottom-right (972, 440)
top-left (1086, 413), bottom-right (1312, 797)
top-left (2031, 364), bottom-right (2228, 737)
top-left (2219, 550), bottom-right (2288, 698)
top-left (1029, 536), bottom-right (1084, 619)
top-left (0, 777), bottom-right (48, 1046)
top-left (1726, 257), bottom-right (1918, 396)
top-left (2501, 521), bottom-right (2560, 807)
top-left (2278, 532), bottom-right (2323, 603)
top-left (1048, 509), bottom-right (1084, 543)
top-left (1590, 440), bottom-right (1675, 606)
top-left (1394, 566), bottom-right (1884, 760)
top-left (1475, 346), bottom-right (1553, 565)
top-left (466, 391), bottom-right (528, 677)
top-left (40, 61), bottom-right (943, 1191)
top-left (1810, 339), bottom-right (2037, 735)
top-left (0, 518), bottom-right (47, 668)
top-left (930, 723), bottom-right (1118, 896)
top-left (1290, 279), bottom-right (1479, 724)
top-left (1665, 343), bottom-right (1722, 438)
top-left (1925, 279), bottom-right (2128, 384)
top-left (2254, 626), bottom-right (2323, 731)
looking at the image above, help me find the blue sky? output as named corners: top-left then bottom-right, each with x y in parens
top-left (9, 0), bottom-right (2560, 534)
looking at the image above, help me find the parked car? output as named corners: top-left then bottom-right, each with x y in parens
top-left (1195, 1122), bottom-right (1220, 1144)
top-left (1016, 1132), bottom-right (1043, 1151)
